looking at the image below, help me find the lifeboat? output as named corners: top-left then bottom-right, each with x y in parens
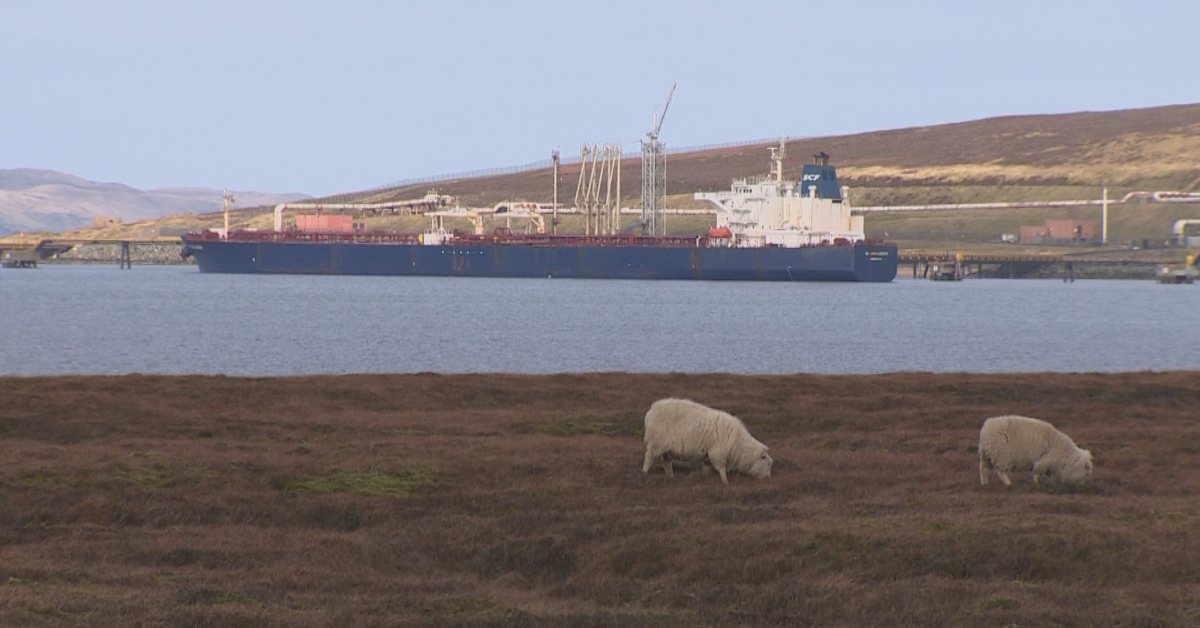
top-left (706, 227), bottom-right (733, 239)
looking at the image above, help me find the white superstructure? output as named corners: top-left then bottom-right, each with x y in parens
top-left (695, 138), bottom-right (864, 248)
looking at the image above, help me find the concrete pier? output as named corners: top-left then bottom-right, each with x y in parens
top-left (899, 249), bottom-right (1186, 280)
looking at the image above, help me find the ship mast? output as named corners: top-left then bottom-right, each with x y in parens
top-left (551, 149), bottom-right (559, 235)
top-left (222, 188), bottom-right (234, 239)
top-left (768, 136), bottom-right (787, 185)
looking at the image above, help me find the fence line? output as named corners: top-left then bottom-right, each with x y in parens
top-left (319, 135), bottom-right (811, 203)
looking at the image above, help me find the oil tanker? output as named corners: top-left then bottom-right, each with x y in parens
top-left (181, 143), bottom-right (898, 282)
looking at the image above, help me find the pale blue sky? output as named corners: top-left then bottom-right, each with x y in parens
top-left (2, 1), bottom-right (1198, 196)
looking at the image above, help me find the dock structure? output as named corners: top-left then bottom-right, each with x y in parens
top-left (0, 236), bottom-right (181, 269)
top-left (1154, 255), bottom-right (1198, 284)
top-left (898, 250), bottom-right (1185, 281)
top-left (900, 250), bottom-right (1064, 280)
top-left (118, 242), bottom-right (133, 270)
top-left (1, 249), bottom-right (39, 268)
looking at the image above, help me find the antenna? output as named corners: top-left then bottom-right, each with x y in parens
top-left (551, 148), bottom-right (560, 235)
top-left (641, 82), bottom-right (676, 236)
top-left (222, 188), bottom-right (235, 239)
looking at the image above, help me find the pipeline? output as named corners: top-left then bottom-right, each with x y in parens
top-left (852, 190), bottom-right (1200, 214)
top-left (1172, 219), bottom-right (1200, 239)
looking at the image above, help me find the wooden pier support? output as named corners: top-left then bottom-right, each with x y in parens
top-left (119, 242), bottom-right (132, 270)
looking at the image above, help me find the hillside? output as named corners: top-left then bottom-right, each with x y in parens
top-left (6, 103), bottom-right (1200, 247)
top-left (0, 169), bottom-right (309, 235)
top-left (345, 102), bottom-right (1200, 208)
top-left (318, 102), bottom-right (1200, 246)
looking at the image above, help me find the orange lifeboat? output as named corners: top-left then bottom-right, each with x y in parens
top-left (706, 227), bottom-right (733, 239)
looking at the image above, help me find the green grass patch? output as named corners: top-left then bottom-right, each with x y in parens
top-left (529, 421), bottom-right (619, 436)
top-left (382, 428), bottom-right (428, 436)
top-left (282, 469), bottom-right (432, 497)
top-left (982, 596), bottom-right (1017, 610)
top-left (177, 587), bottom-right (261, 605)
top-left (109, 464), bottom-right (172, 488)
top-left (16, 469), bottom-right (84, 488)
top-left (420, 596), bottom-right (496, 615)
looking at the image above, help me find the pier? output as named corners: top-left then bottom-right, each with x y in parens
top-left (0, 237), bottom-right (182, 269)
top-left (899, 250), bottom-right (1186, 281)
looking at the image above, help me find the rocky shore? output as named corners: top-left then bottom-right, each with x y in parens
top-left (52, 243), bottom-right (189, 265)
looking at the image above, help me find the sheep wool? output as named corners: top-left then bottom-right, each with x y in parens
top-left (642, 398), bottom-right (772, 485)
top-left (978, 415), bottom-right (1093, 487)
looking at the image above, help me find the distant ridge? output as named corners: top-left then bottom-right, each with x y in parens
top-left (0, 169), bottom-right (309, 235)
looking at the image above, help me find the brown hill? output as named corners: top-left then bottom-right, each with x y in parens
top-left (7, 103), bottom-right (1198, 248)
top-left (349, 102), bottom-right (1200, 208)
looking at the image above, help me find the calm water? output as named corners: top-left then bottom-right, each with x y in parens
top-left (1, 264), bottom-right (1197, 376)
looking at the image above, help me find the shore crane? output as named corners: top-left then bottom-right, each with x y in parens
top-left (641, 82), bottom-right (676, 235)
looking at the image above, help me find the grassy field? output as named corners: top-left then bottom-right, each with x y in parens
top-left (2, 372), bottom-right (1199, 626)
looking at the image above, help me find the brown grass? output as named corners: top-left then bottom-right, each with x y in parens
top-left (364, 103), bottom-right (1200, 207)
top-left (2, 372), bottom-right (1200, 626)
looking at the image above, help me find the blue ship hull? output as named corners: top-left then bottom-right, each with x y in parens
top-left (181, 238), bottom-right (898, 282)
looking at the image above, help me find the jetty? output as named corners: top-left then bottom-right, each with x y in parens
top-left (0, 236), bottom-right (182, 269)
top-left (899, 249), bottom-right (1188, 281)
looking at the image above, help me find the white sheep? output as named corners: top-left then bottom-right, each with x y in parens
top-left (978, 415), bottom-right (1093, 487)
top-left (642, 398), bottom-right (772, 485)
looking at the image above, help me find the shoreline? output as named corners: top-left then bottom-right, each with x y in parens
top-left (16, 257), bottom-right (1182, 279)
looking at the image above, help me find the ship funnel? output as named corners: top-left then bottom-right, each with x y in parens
top-left (800, 152), bottom-right (842, 201)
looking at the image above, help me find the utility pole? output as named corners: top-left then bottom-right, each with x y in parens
top-left (1101, 181), bottom-right (1108, 245)
top-left (552, 149), bottom-right (559, 235)
top-left (223, 188), bottom-right (234, 239)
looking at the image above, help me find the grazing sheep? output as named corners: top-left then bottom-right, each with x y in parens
top-left (642, 398), bottom-right (772, 485)
top-left (978, 415), bottom-right (1093, 487)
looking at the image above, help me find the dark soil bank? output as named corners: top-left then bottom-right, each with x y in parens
top-left (2, 372), bottom-right (1199, 627)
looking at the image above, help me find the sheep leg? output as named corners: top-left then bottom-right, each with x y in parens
top-left (995, 470), bottom-right (1013, 487)
top-left (979, 453), bottom-right (989, 486)
top-left (642, 448), bottom-right (656, 474)
top-left (661, 454), bottom-right (674, 477)
top-left (1032, 458), bottom-right (1051, 485)
top-left (712, 460), bottom-right (729, 485)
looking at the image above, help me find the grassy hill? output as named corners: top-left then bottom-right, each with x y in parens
top-left (6, 103), bottom-right (1200, 249)
top-left (285, 102), bottom-right (1200, 247)
top-left (350, 102), bottom-right (1200, 204)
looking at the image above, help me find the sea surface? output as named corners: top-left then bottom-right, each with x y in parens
top-left (2, 264), bottom-right (1197, 376)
